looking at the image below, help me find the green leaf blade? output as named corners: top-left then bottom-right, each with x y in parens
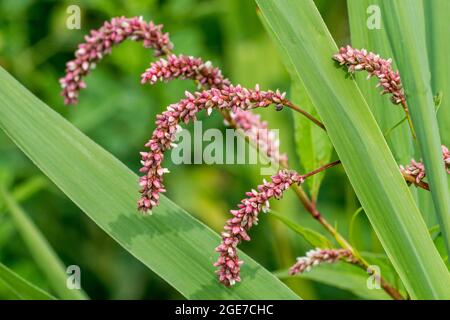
top-left (380, 0), bottom-right (450, 255)
top-left (0, 67), bottom-right (299, 300)
top-left (257, 0), bottom-right (450, 299)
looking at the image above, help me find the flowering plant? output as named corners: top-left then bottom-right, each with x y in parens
top-left (58, 10), bottom-right (449, 299)
top-left (0, 0), bottom-right (449, 302)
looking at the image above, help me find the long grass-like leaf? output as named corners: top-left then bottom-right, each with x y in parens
top-left (347, 0), bottom-right (414, 165)
top-left (424, 0), bottom-right (450, 146)
top-left (346, 0), bottom-right (437, 228)
top-left (380, 0), bottom-right (450, 255)
top-left (0, 67), bottom-right (299, 300)
top-left (257, 0), bottom-right (450, 299)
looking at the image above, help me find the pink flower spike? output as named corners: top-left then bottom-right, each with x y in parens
top-left (141, 54), bottom-right (231, 89)
top-left (289, 248), bottom-right (355, 276)
top-left (60, 16), bottom-right (173, 105)
top-left (230, 109), bottom-right (287, 165)
top-left (140, 55), bottom-right (287, 165)
top-left (333, 46), bottom-right (405, 106)
top-left (214, 169), bottom-right (304, 286)
top-left (138, 85), bottom-right (290, 214)
top-left (400, 145), bottom-right (450, 185)
top-left (443, 145), bottom-right (450, 174)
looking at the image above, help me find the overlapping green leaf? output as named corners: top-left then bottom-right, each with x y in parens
top-left (257, 0), bottom-right (450, 299)
top-left (380, 0), bottom-right (450, 255)
top-left (347, 0), bottom-right (414, 165)
top-left (347, 0), bottom-right (437, 228)
top-left (424, 0), bottom-right (450, 146)
top-left (270, 211), bottom-right (332, 248)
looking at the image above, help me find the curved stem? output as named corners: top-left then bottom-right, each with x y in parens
top-left (402, 172), bottom-right (430, 190)
top-left (401, 101), bottom-right (416, 140)
top-left (302, 159), bottom-right (341, 180)
top-left (284, 101), bottom-right (326, 131)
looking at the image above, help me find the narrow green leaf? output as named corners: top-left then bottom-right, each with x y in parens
top-left (380, 0), bottom-right (450, 255)
top-left (257, 0), bottom-right (450, 299)
top-left (270, 211), bottom-right (332, 248)
top-left (275, 263), bottom-right (391, 300)
top-left (347, 0), bottom-right (414, 165)
top-left (0, 262), bottom-right (56, 300)
top-left (259, 11), bottom-right (333, 199)
top-left (0, 187), bottom-right (87, 300)
top-left (0, 67), bottom-right (299, 300)
top-left (434, 234), bottom-right (449, 270)
top-left (424, 0), bottom-right (450, 146)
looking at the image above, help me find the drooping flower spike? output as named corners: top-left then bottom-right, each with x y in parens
top-left (228, 110), bottom-right (288, 165)
top-left (141, 54), bottom-right (231, 89)
top-left (138, 85), bottom-right (289, 213)
top-left (60, 19), bottom-right (288, 207)
top-left (141, 54), bottom-right (287, 165)
top-left (333, 46), bottom-right (405, 107)
top-left (400, 145), bottom-right (450, 185)
top-left (142, 54), bottom-right (288, 164)
top-left (214, 169), bottom-right (304, 286)
top-left (60, 16), bottom-right (173, 105)
top-left (289, 248), bottom-right (355, 276)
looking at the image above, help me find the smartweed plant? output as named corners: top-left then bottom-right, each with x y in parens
top-left (0, 0), bottom-right (449, 301)
top-left (58, 6), bottom-right (449, 299)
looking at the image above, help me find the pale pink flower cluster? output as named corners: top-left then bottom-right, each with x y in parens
top-left (400, 145), bottom-right (450, 184)
top-left (230, 110), bottom-right (288, 164)
top-left (138, 85), bottom-right (288, 213)
top-left (141, 54), bottom-right (231, 88)
top-left (214, 170), bottom-right (304, 286)
top-left (443, 145), bottom-right (450, 172)
top-left (289, 248), bottom-right (355, 276)
top-left (60, 16), bottom-right (173, 104)
top-left (400, 160), bottom-right (426, 184)
top-left (333, 45), bottom-right (405, 106)
top-left (140, 54), bottom-right (287, 165)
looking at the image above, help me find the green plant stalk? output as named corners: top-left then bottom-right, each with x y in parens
top-left (257, 0), bottom-right (450, 299)
top-left (380, 0), bottom-right (450, 256)
top-left (0, 187), bottom-right (87, 300)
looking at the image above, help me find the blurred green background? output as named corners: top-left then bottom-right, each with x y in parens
top-left (0, 0), bottom-right (388, 299)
